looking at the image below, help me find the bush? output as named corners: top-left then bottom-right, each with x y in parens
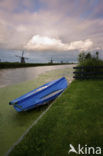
top-left (79, 57), bottom-right (103, 66)
top-left (74, 52), bottom-right (103, 79)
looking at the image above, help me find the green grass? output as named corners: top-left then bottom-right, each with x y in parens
top-left (9, 80), bottom-right (103, 156)
top-left (0, 67), bottom-right (73, 156)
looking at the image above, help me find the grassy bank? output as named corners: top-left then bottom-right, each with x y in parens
top-left (0, 62), bottom-right (74, 69)
top-left (9, 80), bottom-right (103, 156)
top-left (0, 67), bottom-right (73, 156)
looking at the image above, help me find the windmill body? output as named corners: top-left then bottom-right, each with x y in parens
top-left (16, 51), bottom-right (28, 63)
top-left (21, 57), bottom-right (25, 63)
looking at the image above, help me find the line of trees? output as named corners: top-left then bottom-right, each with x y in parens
top-left (78, 51), bottom-right (99, 63)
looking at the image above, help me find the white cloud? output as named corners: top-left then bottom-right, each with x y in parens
top-left (68, 39), bottom-right (93, 51)
top-left (25, 35), bottom-right (65, 51)
top-left (25, 35), bottom-right (93, 51)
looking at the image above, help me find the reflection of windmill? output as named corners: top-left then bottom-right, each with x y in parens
top-left (16, 51), bottom-right (28, 63)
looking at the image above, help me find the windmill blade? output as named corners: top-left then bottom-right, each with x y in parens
top-left (22, 51), bottom-right (24, 57)
top-left (24, 57), bottom-right (29, 59)
top-left (15, 55), bottom-right (21, 58)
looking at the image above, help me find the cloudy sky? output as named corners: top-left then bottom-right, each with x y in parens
top-left (0, 0), bottom-right (103, 62)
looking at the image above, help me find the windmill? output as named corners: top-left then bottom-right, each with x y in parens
top-left (16, 51), bottom-right (28, 63)
top-left (50, 57), bottom-right (53, 64)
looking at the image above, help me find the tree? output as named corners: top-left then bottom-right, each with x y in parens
top-left (85, 52), bottom-right (92, 59)
top-left (78, 52), bottom-right (85, 63)
top-left (96, 51), bottom-right (99, 59)
top-left (78, 52), bottom-right (93, 63)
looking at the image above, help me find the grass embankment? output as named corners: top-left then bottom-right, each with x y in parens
top-left (0, 67), bottom-right (73, 156)
top-left (0, 62), bottom-right (73, 69)
top-left (9, 80), bottom-right (103, 156)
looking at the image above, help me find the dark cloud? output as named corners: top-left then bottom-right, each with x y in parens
top-left (0, 0), bottom-right (103, 51)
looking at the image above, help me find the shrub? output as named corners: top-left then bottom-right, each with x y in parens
top-left (74, 52), bottom-right (103, 79)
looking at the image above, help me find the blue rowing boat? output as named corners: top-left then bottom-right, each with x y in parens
top-left (9, 77), bottom-right (68, 112)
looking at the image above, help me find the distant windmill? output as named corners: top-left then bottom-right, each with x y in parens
top-left (16, 51), bottom-right (28, 63)
top-left (50, 57), bottom-right (53, 64)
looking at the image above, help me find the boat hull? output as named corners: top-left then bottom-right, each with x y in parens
top-left (9, 77), bottom-right (68, 112)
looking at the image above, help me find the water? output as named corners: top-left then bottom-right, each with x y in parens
top-left (0, 65), bottom-right (74, 88)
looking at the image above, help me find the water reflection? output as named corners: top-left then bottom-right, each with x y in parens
top-left (0, 65), bottom-right (74, 87)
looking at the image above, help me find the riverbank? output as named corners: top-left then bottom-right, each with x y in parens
top-left (9, 80), bottom-right (103, 156)
top-left (0, 62), bottom-right (75, 69)
top-left (0, 67), bottom-right (73, 156)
